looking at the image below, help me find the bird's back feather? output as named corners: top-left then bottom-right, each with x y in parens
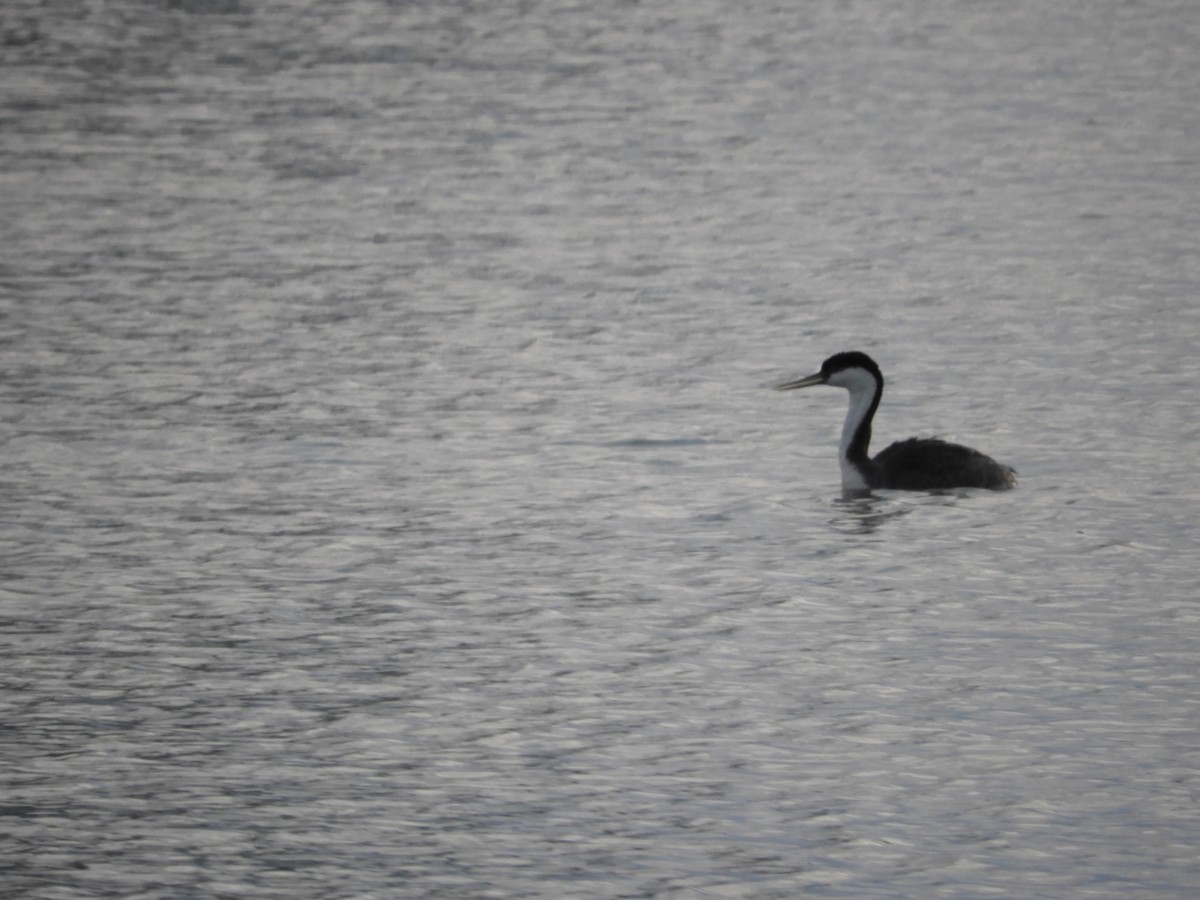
top-left (873, 438), bottom-right (1017, 490)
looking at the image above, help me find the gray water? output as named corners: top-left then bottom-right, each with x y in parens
top-left (4, 1), bottom-right (1200, 897)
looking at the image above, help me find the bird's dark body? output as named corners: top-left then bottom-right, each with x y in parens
top-left (871, 437), bottom-right (1017, 491)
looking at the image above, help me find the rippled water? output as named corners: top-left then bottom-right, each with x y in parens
top-left (4, 0), bottom-right (1200, 897)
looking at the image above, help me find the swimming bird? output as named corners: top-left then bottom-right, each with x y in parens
top-left (775, 351), bottom-right (1016, 491)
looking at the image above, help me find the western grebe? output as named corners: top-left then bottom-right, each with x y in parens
top-left (775, 351), bottom-right (1017, 491)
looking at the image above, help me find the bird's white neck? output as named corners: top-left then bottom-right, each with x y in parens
top-left (830, 368), bottom-right (881, 491)
top-left (838, 454), bottom-right (871, 491)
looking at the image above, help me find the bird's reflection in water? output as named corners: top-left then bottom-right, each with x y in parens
top-left (828, 492), bottom-right (911, 535)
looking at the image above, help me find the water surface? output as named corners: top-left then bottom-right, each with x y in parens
top-left (3, 1), bottom-right (1200, 896)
